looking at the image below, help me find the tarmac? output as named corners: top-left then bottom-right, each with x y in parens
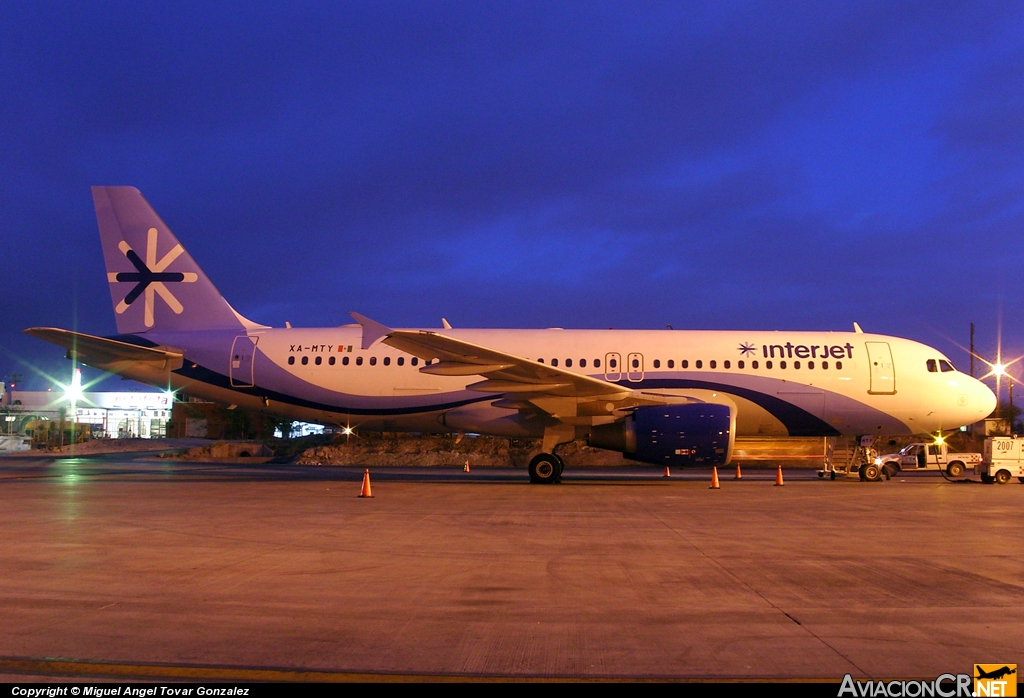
top-left (0, 455), bottom-right (1022, 681)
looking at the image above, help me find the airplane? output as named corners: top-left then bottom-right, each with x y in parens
top-left (25, 187), bottom-right (997, 483)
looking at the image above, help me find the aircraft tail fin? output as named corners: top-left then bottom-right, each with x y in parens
top-left (92, 186), bottom-right (264, 334)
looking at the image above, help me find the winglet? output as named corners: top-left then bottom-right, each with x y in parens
top-left (441, 318), bottom-right (452, 329)
top-left (853, 322), bottom-right (864, 334)
top-left (349, 312), bottom-right (393, 349)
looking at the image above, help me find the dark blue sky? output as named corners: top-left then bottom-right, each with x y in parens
top-left (2, 2), bottom-right (1023, 395)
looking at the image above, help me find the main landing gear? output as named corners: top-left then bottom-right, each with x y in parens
top-left (528, 453), bottom-right (564, 484)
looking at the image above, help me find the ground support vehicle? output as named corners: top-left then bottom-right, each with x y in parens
top-left (980, 436), bottom-right (1024, 484)
top-left (876, 442), bottom-right (981, 478)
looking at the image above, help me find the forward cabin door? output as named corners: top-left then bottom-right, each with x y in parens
top-left (865, 341), bottom-right (896, 394)
top-left (230, 335), bottom-right (258, 388)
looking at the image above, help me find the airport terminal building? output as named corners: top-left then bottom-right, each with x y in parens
top-left (2, 389), bottom-right (173, 439)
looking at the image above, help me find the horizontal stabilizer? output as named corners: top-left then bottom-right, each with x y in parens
top-left (24, 327), bottom-right (183, 369)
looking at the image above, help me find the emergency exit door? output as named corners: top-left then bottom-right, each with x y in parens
top-left (230, 335), bottom-right (258, 388)
top-left (865, 341), bottom-right (896, 395)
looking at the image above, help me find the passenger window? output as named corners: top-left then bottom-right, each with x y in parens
top-left (356, 356), bottom-right (363, 366)
top-left (397, 357), bottom-right (404, 366)
top-left (822, 361), bottom-right (828, 369)
top-left (939, 360), bottom-right (955, 372)
top-left (808, 361), bottom-right (814, 369)
top-left (836, 361), bottom-right (843, 370)
top-left (668, 360), bottom-right (674, 369)
top-left (552, 359), bottom-right (559, 367)
top-left (594, 359), bottom-right (600, 368)
top-left (538, 358), bottom-right (544, 363)
top-left (696, 360), bottom-right (703, 369)
top-left (752, 360), bottom-right (758, 369)
top-left (724, 360), bottom-right (730, 369)
top-left (369, 357), bottom-right (377, 366)
top-left (631, 358), bottom-right (639, 369)
top-left (383, 357), bottom-right (391, 366)
top-left (315, 356), bottom-right (322, 365)
top-left (766, 361), bottom-right (773, 369)
top-left (710, 360), bottom-right (716, 369)
top-left (926, 359), bottom-right (937, 373)
top-left (580, 359), bottom-right (587, 368)
top-left (411, 357), bottom-right (418, 366)
top-left (653, 359), bottom-right (661, 368)
top-left (288, 356), bottom-right (295, 365)
top-left (301, 356), bottom-right (309, 366)
top-left (780, 361), bottom-right (786, 369)
top-left (738, 360), bottom-right (744, 369)
top-left (343, 356), bottom-right (350, 366)
top-left (610, 359), bottom-right (617, 368)
top-left (329, 356), bottom-right (336, 366)
top-left (682, 360), bottom-right (689, 369)
top-left (793, 361), bottom-right (800, 369)
top-left (566, 359), bottom-right (572, 368)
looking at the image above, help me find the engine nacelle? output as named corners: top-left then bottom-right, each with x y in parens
top-left (589, 403), bottom-right (734, 466)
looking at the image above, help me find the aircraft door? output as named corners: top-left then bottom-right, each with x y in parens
top-left (605, 353), bottom-right (621, 381)
top-left (230, 335), bottom-right (258, 388)
top-left (865, 341), bottom-right (896, 394)
top-left (627, 352), bottom-right (644, 382)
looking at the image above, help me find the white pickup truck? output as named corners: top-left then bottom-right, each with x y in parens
top-left (980, 436), bottom-right (1024, 484)
top-left (876, 442), bottom-right (982, 477)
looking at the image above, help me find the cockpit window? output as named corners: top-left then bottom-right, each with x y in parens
top-left (926, 359), bottom-right (937, 373)
top-left (939, 360), bottom-right (955, 372)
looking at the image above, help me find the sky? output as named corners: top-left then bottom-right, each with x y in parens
top-left (2, 1), bottom-right (1023, 397)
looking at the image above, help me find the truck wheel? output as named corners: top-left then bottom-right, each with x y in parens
top-left (862, 464), bottom-right (882, 482)
top-left (994, 469), bottom-right (1012, 485)
top-left (946, 462), bottom-right (965, 478)
top-left (980, 474), bottom-right (994, 484)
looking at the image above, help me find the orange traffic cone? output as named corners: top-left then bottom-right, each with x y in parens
top-left (359, 469), bottom-right (374, 498)
top-left (663, 466), bottom-right (671, 477)
top-left (735, 463), bottom-right (743, 480)
top-left (710, 466), bottom-right (721, 489)
top-left (464, 460), bottom-right (470, 473)
top-left (774, 465), bottom-right (784, 487)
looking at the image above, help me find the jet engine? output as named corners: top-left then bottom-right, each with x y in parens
top-left (589, 403), bottom-right (735, 466)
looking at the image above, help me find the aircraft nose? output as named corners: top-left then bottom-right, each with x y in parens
top-left (975, 379), bottom-right (997, 420)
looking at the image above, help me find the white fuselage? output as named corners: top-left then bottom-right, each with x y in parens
top-left (154, 326), bottom-right (995, 439)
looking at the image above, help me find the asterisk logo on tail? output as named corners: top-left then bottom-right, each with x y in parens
top-left (738, 342), bottom-right (756, 356)
top-left (107, 227), bottom-right (197, 328)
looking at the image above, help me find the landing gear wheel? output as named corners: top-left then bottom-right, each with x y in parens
top-left (529, 453), bottom-right (560, 484)
top-left (862, 463), bottom-right (882, 482)
top-left (994, 469), bottom-right (1012, 485)
top-left (946, 462), bottom-right (965, 478)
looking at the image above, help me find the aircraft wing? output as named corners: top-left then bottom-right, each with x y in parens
top-left (349, 312), bottom-right (631, 399)
top-left (23, 327), bottom-right (184, 370)
top-left (385, 328), bottom-right (632, 398)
